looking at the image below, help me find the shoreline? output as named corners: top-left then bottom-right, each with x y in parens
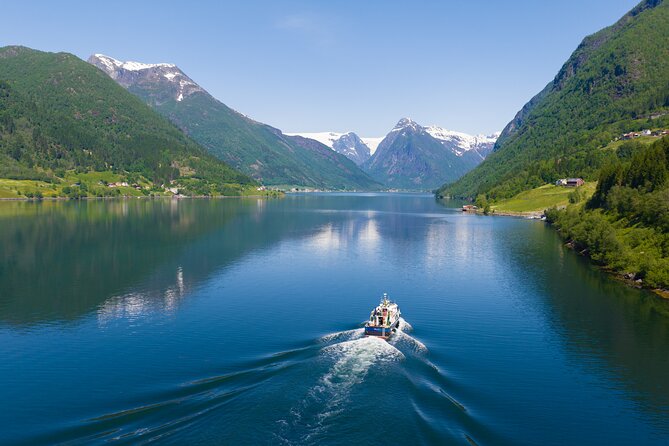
top-left (461, 209), bottom-right (546, 219)
top-left (455, 199), bottom-right (669, 300)
top-left (562, 238), bottom-right (669, 300)
top-left (489, 210), bottom-right (545, 219)
top-left (0, 194), bottom-right (283, 202)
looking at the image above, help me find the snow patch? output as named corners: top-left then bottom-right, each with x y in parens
top-left (426, 126), bottom-right (499, 155)
top-left (93, 54), bottom-right (176, 71)
top-left (284, 132), bottom-right (344, 149)
top-left (361, 137), bottom-right (383, 155)
top-left (286, 132), bottom-right (384, 155)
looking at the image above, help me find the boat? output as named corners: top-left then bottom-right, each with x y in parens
top-left (364, 293), bottom-right (401, 339)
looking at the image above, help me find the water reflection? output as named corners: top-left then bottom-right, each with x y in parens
top-left (0, 197), bottom-right (393, 326)
top-left (492, 218), bottom-right (669, 432)
top-left (97, 267), bottom-right (186, 325)
top-left (0, 200), bottom-right (236, 325)
top-left (2, 194), bottom-right (669, 445)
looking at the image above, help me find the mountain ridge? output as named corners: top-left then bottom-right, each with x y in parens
top-left (291, 120), bottom-right (498, 188)
top-left (0, 46), bottom-right (252, 195)
top-left (284, 131), bottom-right (373, 165)
top-left (88, 54), bottom-right (381, 190)
top-left (440, 0), bottom-right (669, 200)
top-left (362, 118), bottom-right (497, 189)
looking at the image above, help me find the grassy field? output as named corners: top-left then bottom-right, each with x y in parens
top-left (601, 135), bottom-right (659, 151)
top-left (0, 179), bottom-right (60, 198)
top-left (492, 182), bottom-right (597, 213)
top-left (0, 173), bottom-right (282, 200)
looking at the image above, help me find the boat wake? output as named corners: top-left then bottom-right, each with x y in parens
top-left (318, 327), bottom-right (364, 344)
top-left (38, 320), bottom-right (427, 445)
top-left (390, 318), bottom-right (428, 354)
top-left (398, 318), bottom-right (413, 332)
top-left (278, 336), bottom-right (404, 444)
top-left (277, 319), bottom-right (425, 444)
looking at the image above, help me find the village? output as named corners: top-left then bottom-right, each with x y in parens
top-left (617, 128), bottom-right (669, 140)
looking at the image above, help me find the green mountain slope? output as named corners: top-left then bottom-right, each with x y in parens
top-left (89, 54), bottom-right (381, 190)
top-left (440, 0), bottom-right (669, 200)
top-left (0, 46), bottom-right (252, 193)
top-left (546, 136), bottom-right (669, 290)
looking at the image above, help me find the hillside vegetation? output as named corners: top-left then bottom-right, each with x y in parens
top-left (88, 55), bottom-right (380, 190)
top-left (440, 0), bottom-right (669, 200)
top-left (546, 136), bottom-right (669, 290)
top-left (149, 93), bottom-right (381, 189)
top-left (0, 46), bottom-right (253, 197)
top-left (490, 182), bottom-right (596, 214)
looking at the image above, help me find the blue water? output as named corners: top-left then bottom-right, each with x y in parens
top-left (1, 193), bottom-right (668, 445)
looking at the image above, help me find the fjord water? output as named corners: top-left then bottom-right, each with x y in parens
top-left (1, 194), bottom-right (668, 445)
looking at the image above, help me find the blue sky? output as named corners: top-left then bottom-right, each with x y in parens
top-left (2, 0), bottom-right (640, 136)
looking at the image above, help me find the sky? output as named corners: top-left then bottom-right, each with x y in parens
top-left (1, 0), bottom-right (641, 136)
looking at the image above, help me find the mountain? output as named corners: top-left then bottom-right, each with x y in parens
top-left (362, 118), bottom-right (497, 189)
top-left (0, 46), bottom-right (251, 192)
top-left (440, 0), bottom-right (669, 200)
top-left (89, 54), bottom-right (380, 190)
top-left (285, 131), bottom-right (372, 165)
top-left (425, 125), bottom-right (498, 166)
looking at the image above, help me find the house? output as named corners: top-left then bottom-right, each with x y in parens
top-left (642, 129), bottom-right (652, 136)
top-left (108, 182), bottom-right (129, 188)
top-left (462, 205), bottom-right (478, 212)
top-left (555, 179), bottom-right (567, 186)
top-left (566, 178), bottom-right (585, 187)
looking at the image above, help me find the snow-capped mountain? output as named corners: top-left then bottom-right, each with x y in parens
top-left (89, 54), bottom-right (203, 104)
top-left (286, 132), bottom-right (344, 149)
top-left (285, 131), bottom-right (373, 165)
top-left (290, 120), bottom-right (497, 168)
top-left (88, 54), bottom-right (380, 190)
top-left (362, 118), bottom-right (499, 189)
top-left (426, 127), bottom-right (500, 160)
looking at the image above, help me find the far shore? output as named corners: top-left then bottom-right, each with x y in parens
top-left (0, 194), bottom-right (282, 202)
top-left (488, 210), bottom-right (545, 219)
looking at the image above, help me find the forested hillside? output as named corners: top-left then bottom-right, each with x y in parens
top-left (89, 54), bottom-right (381, 190)
top-left (546, 136), bottom-right (669, 290)
top-left (440, 0), bottom-right (669, 200)
top-left (0, 46), bottom-right (252, 197)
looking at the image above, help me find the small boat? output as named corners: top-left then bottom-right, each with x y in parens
top-left (364, 293), bottom-right (401, 339)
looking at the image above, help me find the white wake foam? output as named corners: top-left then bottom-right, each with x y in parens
top-left (398, 317), bottom-right (413, 332)
top-left (316, 337), bottom-right (404, 410)
top-left (282, 336), bottom-right (404, 443)
top-left (390, 330), bottom-right (428, 354)
top-left (318, 328), bottom-right (364, 344)
top-left (387, 318), bottom-right (426, 354)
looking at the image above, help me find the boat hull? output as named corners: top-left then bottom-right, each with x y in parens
top-left (364, 320), bottom-right (400, 338)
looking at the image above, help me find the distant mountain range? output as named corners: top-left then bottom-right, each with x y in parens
top-left (284, 132), bottom-right (375, 165)
top-left (291, 120), bottom-right (497, 189)
top-left (363, 118), bottom-right (497, 189)
top-left (88, 54), bottom-right (380, 190)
